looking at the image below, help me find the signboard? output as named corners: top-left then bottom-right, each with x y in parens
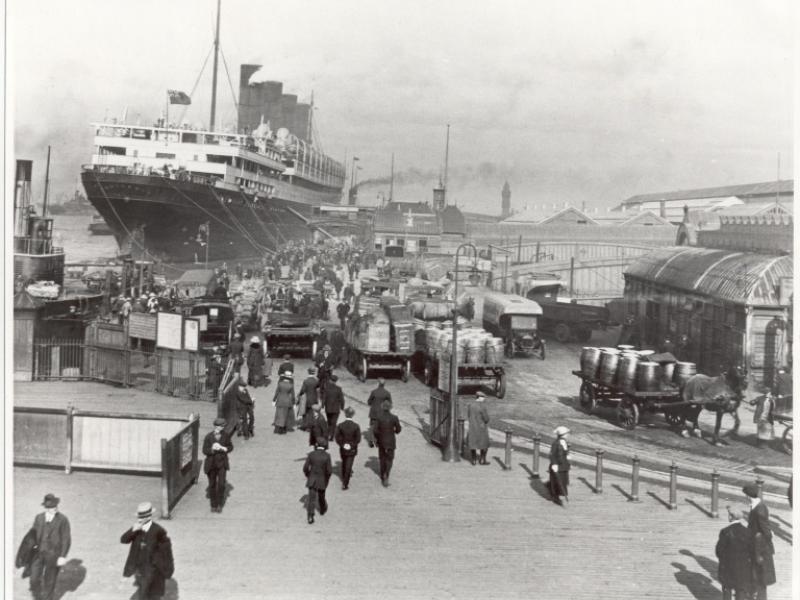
top-left (195, 314), bottom-right (208, 332)
top-left (156, 312), bottom-right (183, 350)
top-left (438, 358), bottom-right (450, 392)
top-left (180, 429), bottom-right (193, 469)
top-left (128, 313), bottom-right (157, 340)
top-left (183, 319), bottom-right (199, 352)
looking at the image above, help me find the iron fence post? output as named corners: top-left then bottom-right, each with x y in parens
top-left (630, 455), bottom-right (640, 502)
top-left (504, 428), bottom-right (512, 469)
top-left (65, 404), bottom-right (74, 474)
top-left (531, 434), bottom-right (540, 478)
top-left (669, 461), bottom-right (678, 509)
top-left (595, 449), bottom-right (604, 493)
top-left (711, 470), bottom-right (720, 518)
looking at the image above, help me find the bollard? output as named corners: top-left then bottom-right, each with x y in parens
top-left (457, 418), bottom-right (466, 459)
top-left (711, 470), bottom-right (720, 518)
top-left (531, 434), bottom-right (541, 478)
top-left (630, 455), bottom-right (640, 502)
top-left (595, 449), bottom-right (604, 494)
top-left (756, 477), bottom-right (764, 500)
top-left (669, 462), bottom-right (678, 510)
top-left (504, 429), bottom-right (513, 470)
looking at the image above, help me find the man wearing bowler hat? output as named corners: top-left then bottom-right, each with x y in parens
top-left (121, 501), bottom-right (174, 600)
top-left (743, 483), bottom-right (776, 600)
top-left (203, 418), bottom-right (234, 513)
top-left (303, 439), bottom-right (332, 524)
top-left (335, 406), bottom-right (362, 490)
top-left (323, 373), bottom-right (345, 441)
top-left (27, 493), bottom-right (71, 600)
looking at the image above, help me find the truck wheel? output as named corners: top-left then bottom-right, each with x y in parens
top-left (554, 323), bottom-right (571, 343)
top-left (576, 328), bottom-right (592, 343)
top-left (495, 372), bottom-right (507, 398)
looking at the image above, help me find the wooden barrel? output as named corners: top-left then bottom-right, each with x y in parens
top-left (485, 337), bottom-right (505, 364)
top-left (617, 344), bottom-right (636, 352)
top-left (580, 347), bottom-right (602, 379)
top-left (598, 349), bottom-right (620, 387)
top-left (465, 335), bottom-right (486, 364)
top-left (673, 361), bottom-right (697, 387)
top-left (636, 361), bottom-right (660, 392)
top-left (617, 353), bottom-right (639, 392)
top-left (661, 362), bottom-right (676, 386)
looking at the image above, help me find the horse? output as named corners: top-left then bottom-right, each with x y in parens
top-left (679, 366), bottom-right (748, 446)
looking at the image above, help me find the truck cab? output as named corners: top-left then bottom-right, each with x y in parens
top-left (524, 276), bottom-right (610, 343)
top-left (482, 292), bottom-right (545, 359)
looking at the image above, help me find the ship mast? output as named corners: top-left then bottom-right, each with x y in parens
top-left (209, 0), bottom-right (221, 131)
top-left (42, 145), bottom-right (52, 218)
top-left (443, 124), bottom-right (450, 206)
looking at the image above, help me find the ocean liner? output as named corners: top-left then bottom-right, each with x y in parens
top-left (81, 6), bottom-right (345, 265)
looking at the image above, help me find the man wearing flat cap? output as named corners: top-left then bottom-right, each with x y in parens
top-left (121, 501), bottom-right (174, 600)
top-left (297, 367), bottom-right (320, 429)
top-left (26, 493), bottom-right (71, 600)
top-left (203, 418), bottom-right (234, 512)
top-left (371, 399), bottom-right (402, 487)
top-left (743, 483), bottom-right (776, 599)
top-left (323, 373), bottom-right (345, 441)
top-left (303, 439), bottom-right (332, 524)
top-left (548, 426), bottom-right (571, 505)
top-left (335, 406), bottom-right (362, 490)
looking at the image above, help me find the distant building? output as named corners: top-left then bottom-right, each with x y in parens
top-left (501, 181), bottom-right (511, 219)
top-left (616, 179), bottom-right (793, 224)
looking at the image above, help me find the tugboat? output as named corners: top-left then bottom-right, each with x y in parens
top-left (88, 212), bottom-right (113, 235)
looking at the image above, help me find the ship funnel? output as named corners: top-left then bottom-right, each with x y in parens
top-left (15, 160), bottom-right (33, 238)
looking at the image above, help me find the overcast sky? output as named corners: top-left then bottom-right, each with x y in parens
top-left (8, 0), bottom-right (794, 212)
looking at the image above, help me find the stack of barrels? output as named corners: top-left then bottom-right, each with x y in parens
top-left (580, 346), bottom-right (696, 393)
top-left (413, 313), bottom-right (504, 366)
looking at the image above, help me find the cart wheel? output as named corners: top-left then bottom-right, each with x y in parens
top-left (424, 358), bottom-right (434, 386)
top-left (782, 426), bottom-right (793, 455)
top-left (495, 372), bottom-right (506, 399)
top-left (554, 322), bottom-right (571, 343)
top-left (617, 399), bottom-right (639, 430)
top-left (401, 360), bottom-right (410, 383)
top-left (579, 381), bottom-right (596, 413)
top-left (665, 410), bottom-right (686, 429)
top-left (359, 356), bottom-right (368, 383)
top-left (311, 339), bottom-right (317, 358)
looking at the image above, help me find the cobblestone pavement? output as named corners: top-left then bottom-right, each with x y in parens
top-left (11, 373), bottom-right (795, 599)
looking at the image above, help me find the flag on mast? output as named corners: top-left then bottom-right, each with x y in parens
top-left (167, 90), bottom-right (192, 105)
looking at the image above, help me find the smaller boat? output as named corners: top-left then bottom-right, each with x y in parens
top-left (88, 212), bottom-right (113, 235)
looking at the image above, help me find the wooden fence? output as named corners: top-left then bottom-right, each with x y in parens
top-left (13, 407), bottom-right (201, 518)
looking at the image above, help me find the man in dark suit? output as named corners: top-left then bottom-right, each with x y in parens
top-left (297, 367), bottom-right (319, 430)
top-left (323, 374), bottom-right (345, 441)
top-left (228, 332), bottom-right (245, 373)
top-left (716, 507), bottom-right (754, 600)
top-left (235, 381), bottom-right (255, 439)
top-left (203, 418), bottom-right (234, 513)
top-left (367, 378), bottom-right (392, 428)
top-left (334, 406), bottom-right (362, 490)
top-left (314, 345), bottom-right (335, 393)
top-left (371, 400), bottom-right (402, 487)
top-left (743, 483), bottom-right (776, 600)
top-left (121, 501), bottom-right (174, 600)
top-left (28, 493), bottom-right (71, 600)
top-left (307, 403), bottom-right (329, 448)
top-left (277, 354), bottom-right (295, 377)
top-left (303, 439), bottom-right (332, 524)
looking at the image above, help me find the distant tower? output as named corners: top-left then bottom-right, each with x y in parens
top-left (501, 181), bottom-right (511, 218)
top-left (432, 176), bottom-right (446, 212)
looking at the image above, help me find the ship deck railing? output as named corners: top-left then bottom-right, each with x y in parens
top-left (14, 236), bottom-right (64, 256)
top-left (82, 164), bottom-right (222, 187)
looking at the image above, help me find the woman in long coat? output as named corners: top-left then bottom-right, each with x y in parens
top-left (272, 374), bottom-right (297, 434)
top-left (548, 426), bottom-right (571, 505)
top-left (246, 337), bottom-right (266, 388)
top-left (751, 392), bottom-right (775, 448)
top-left (467, 391), bottom-right (490, 465)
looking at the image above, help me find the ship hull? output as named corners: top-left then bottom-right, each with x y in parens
top-left (81, 170), bottom-right (341, 265)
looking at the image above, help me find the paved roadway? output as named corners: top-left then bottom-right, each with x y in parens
top-left (11, 371), bottom-right (795, 599)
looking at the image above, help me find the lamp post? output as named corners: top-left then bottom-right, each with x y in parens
top-left (488, 244), bottom-right (512, 293)
top-left (444, 242), bottom-right (478, 462)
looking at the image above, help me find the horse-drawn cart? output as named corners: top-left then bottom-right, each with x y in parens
top-left (572, 370), bottom-right (684, 430)
top-left (424, 357), bottom-right (506, 398)
top-left (346, 347), bottom-right (413, 383)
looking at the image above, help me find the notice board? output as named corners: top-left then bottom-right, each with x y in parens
top-left (128, 314), bottom-right (157, 340)
top-left (183, 319), bottom-right (199, 352)
top-left (156, 313), bottom-right (183, 350)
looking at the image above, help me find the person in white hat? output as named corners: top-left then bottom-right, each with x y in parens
top-left (246, 336), bottom-right (267, 388)
top-left (548, 426), bottom-right (571, 505)
top-left (120, 501), bottom-right (174, 599)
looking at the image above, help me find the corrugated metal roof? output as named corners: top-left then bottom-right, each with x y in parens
top-left (622, 180), bottom-right (793, 206)
top-left (624, 247), bottom-right (793, 306)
